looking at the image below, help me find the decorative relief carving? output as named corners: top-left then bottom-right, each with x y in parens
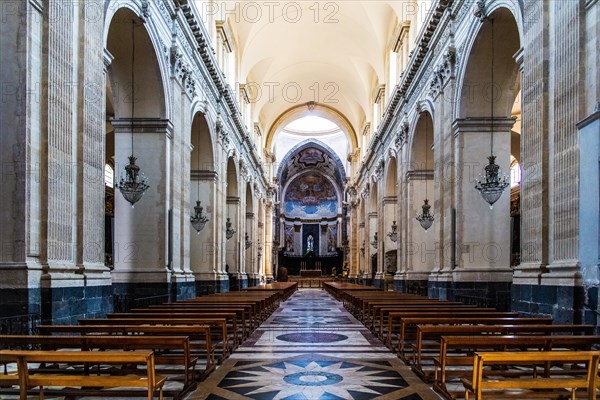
top-left (141, 0), bottom-right (151, 22)
top-left (217, 115), bottom-right (231, 152)
top-left (361, 183), bottom-right (370, 199)
top-left (170, 46), bottom-right (197, 98)
top-left (473, 0), bottom-right (487, 21)
top-left (396, 121), bottom-right (408, 149)
top-left (429, 47), bottom-right (457, 99)
top-left (376, 159), bottom-right (384, 180)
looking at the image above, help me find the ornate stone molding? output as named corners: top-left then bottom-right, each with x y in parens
top-left (429, 47), bottom-right (456, 99)
top-left (361, 183), bottom-right (370, 199)
top-left (170, 46), bottom-right (196, 98)
top-left (397, 121), bottom-right (409, 149)
top-left (103, 49), bottom-right (114, 72)
top-left (473, 0), bottom-right (487, 22)
top-left (141, 0), bottom-right (151, 22)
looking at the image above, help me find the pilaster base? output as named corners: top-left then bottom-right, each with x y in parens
top-left (512, 283), bottom-right (589, 324)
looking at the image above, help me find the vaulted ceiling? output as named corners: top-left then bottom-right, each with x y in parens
top-left (216, 1), bottom-right (413, 144)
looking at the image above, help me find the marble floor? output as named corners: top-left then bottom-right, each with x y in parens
top-left (188, 289), bottom-right (442, 400)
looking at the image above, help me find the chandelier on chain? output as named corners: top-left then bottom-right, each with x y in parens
top-left (190, 118), bottom-right (209, 233)
top-left (474, 18), bottom-right (509, 208)
top-left (116, 20), bottom-right (149, 207)
top-left (387, 221), bottom-right (398, 242)
top-left (416, 115), bottom-right (435, 230)
top-left (371, 232), bottom-right (378, 249)
top-left (226, 218), bottom-right (236, 240)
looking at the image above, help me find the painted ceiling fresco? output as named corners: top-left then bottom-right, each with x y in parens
top-left (280, 144), bottom-right (345, 189)
top-left (284, 172), bottom-right (338, 219)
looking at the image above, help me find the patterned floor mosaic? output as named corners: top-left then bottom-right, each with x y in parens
top-left (188, 289), bottom-right (441, 400)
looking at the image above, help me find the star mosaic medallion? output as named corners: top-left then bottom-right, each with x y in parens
top-left (208, 354), bottom-right (425, 400)
top-left (270, 315), bottom-right (353, 326)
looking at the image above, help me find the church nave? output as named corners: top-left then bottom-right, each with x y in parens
top-left (191, 289), bottom-right (438, 400)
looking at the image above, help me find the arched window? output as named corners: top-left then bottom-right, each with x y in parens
top-left (510, 156), bottom-right (521, 188)
top-left (104, 163), bottom-right (114, 188)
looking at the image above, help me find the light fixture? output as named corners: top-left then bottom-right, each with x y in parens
top-left (475, 18), bottom-right (509, 209)
top-left (190, 201), bottom-right (209, 233)
top-left (416, 114), bottom-right (435, 230)
top-left (226, 217), bottom-right (236, 240)
top-left (371, 232), bottom-right (378, 249)
top-left (117, 20), bottom-right (149, 207)
top-left (190, 118), bottom-right (209, 233)
top-left (245, 232), bottom-right (252, 249)
top-left (387, 221), bottom-right (398, 242)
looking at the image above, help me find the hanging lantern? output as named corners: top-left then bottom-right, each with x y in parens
top-left (387, 221), bottom-right (398, 242)
top-left (117, 20), bottom-right (149, 207)
top-left (190, 200), bottom-right (209, 233)
top-left (474, 18), bottom-right (509, 209)
top-left (416, 199), bottom-right (434, 231)
top-left (226, 217), bottom-right (236, 240)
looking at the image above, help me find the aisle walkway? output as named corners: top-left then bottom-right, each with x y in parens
top-left (190, 289), bottom-right (441, 400)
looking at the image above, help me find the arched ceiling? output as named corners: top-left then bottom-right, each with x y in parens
top-left (212, 1), bottom-right (407, 145)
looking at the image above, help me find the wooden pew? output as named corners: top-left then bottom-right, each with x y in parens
top-left (364, 300), bottom-right (471, 328)
top-left (148, 303), bottom-right (256, 332)
top-left (462, 350), bottom-right (600, 400)
top-left (0, 334), bottom-right (196, 399)
top-left (433, 334), bottom-right (600, 399)
top-left (104, 313), bottom-right (238, 349)
top-left (395, 317), bottom-right (554, 361)
top-left (78, 317), bottom-right (231, 361)
top-left (245, 282), bottom-right (298, 300)
top-left (379, 310), bottom-right (517, 345)
top-left (37, 324), bottom-right (215, 375)
top-left (410, 323), bottom-right (596, 381)
top-left (0, 350), bottom-right (166, 400)
top-left (124, 307), bottom-right (250, 340)
top-left (374, 307), bottom-right (506, 340)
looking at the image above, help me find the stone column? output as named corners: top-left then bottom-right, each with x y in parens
top-left (358, 221), bottom-right (366, 280)
top-left (264, 199), bottom-right (274, 281)
top-left (0, 0), bottom-right (44, 327)
top-left (76, 0), bottom-right (112, 313)
top-left (319, 221), bottom-right (328, 255)
top-left (110, 118), bottom-right (172, 305)
top-left (293, 223), bottom-right (302, 255)
top-left (243, 211), bottom-right (255, 288)
top-left (349, 202), bottom-right (359, 279)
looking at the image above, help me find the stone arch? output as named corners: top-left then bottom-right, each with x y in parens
top-left (106, 5), bottom-right (171, 294)
top-left (451, 6), bottom-right (521, 283)
top-left (266, 103), bottom-right (359, 151)
top-left (409, 112), bottom-right (435, 171)
top-left (226, 157), bottom-right (241, 286)
top-left (189, 112), bottom-right (216, 278)
top-left (456, 7), bottom-right (522, 120)
top-left (385, 157), bottom-right (398, 197)
top-left (277, 139), bottom-right (347, 186)
top-left (105, 7), bottom-right (167, 119)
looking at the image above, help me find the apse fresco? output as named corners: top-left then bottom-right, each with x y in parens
top-left (284, 173), bottom-right (338, 218)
